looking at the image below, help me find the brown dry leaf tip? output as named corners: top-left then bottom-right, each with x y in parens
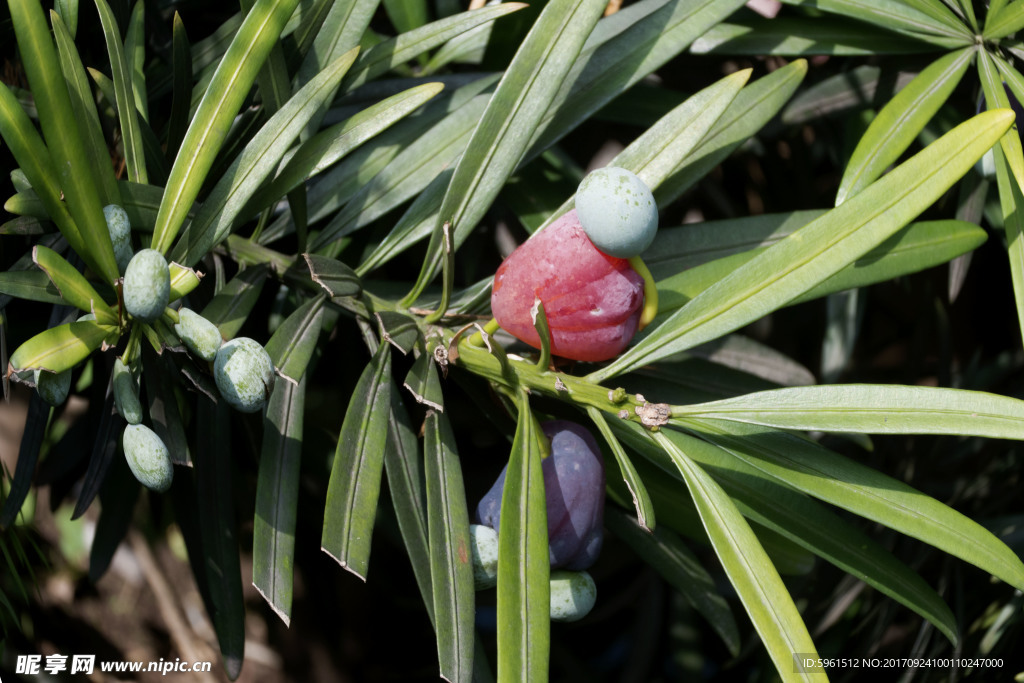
top-left (618, 409), bottom-right (630, 419)
top-left (530, 297), bottom-right (542, 324)
top-left (446, 321), bottom-right (480, 363)
top-left (635, 402), bottom-right (670, 427)
top-left (442, 221), bottom-right (452, 252)
top-left (433, 344), bottom-right (450, 378)
top-left (636, 393), bottom-right (646, 403)
top-left (554, 377), bottom-right (568, 392)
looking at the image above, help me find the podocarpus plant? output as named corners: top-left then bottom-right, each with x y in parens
top-left (2, 0), bottom-right (1024, 681)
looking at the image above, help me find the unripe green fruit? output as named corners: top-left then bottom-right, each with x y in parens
top-left (122, 423), bottom-right (173, 492)
top-left (103, 204), bottom-right (133, 274)
top-left (214, 337), bottom-right (275, 413)
top-left (123, 249), bottom-right (170, 323)
top-left (575, 167), bottom-right (658, 258)
top-left (34, 368), bottom-right (71, 406)
top-left (549, 570), bottom-right (596, 622)
top-left (112, 357), bottom-right (143, 425)
top-left (470, 524), bottom-right (499, 590)
top-left (174, 308), bottom-right (223, 362)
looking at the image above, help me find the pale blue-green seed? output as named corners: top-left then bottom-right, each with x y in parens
top-left (470, 524), bottom-right (500, 590)
top-left (103, 204), bottom-right (133, 274)
top-left (174, 308), bottom-right (223, 362)
top-left (34, 368), bottom-right (71, 406)
top-left (112, 357), bottom-right (143, 425)
top-left (123, 249), bottom-right (170, 322)
top-left (122, 424), bottom-right (173, 492)
top-left (214, 337), bottom-right (275, 413)
top-left (549, 570), bottom-right (597, 622)
top-left (575, 167), bottom-right (658, 258)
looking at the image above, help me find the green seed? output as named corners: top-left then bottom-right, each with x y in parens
top-left (214, 337), bottom-right (275, 413)
top-left (103, 204), bottom-right (133, 274)
top-left (122, 423), bottom-right (173, 492)
top-left (123, 249), bottom-right (170, 323)
top-left (549, 570), bottom-right (597, 622)
top-left (112, 357), bottom-right (143, 425)
top-left (470, 524), bottom-right (500, 590)
top-left (174, 308), bottom-right (223, 362)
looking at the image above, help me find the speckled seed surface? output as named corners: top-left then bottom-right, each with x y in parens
top-left (122, 424), bottom-right (173, 492)
top-left (103, 204), bottom-right (133, 274)
top-left (112, 358), bottom-right (143, 425)
top-left (549, 570), bottom-right (597, 622)
top-left (34, 368), bottom-right (71, 406)
top-left (214, 337), bottom-right (275, 413)
top-left (470, 524), bottom-right (500, 590)
top-left (175, 308), bottom-right (223, 361)
top-left (575, 167), bottom-right (658, 258)
top-left (123, 249), bottom-right (170, 322)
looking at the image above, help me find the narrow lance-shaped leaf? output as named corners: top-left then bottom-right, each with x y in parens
top-left (671, 384), bottom-right (1024, 441)
top-left (50, 11), bottom-right (119, 205)
top-left (167, 13), bottom-right (192, 161)
top-left (9, 320), bottom-right (118, 374)
top-left (984, 0), bottom-right (1024, 40)
top-left (201, 265), bottom-right (269, 339)
top-left (32, 246), bottom-right (116, 324)
top-left (170, 48), bottom-right (358, 268)
top-left (591, 109), bottom-right (1014, 381)
top-left (679, 418), bottom-right (1024, 593)
top-left (405, 0), bottom-right (607, 304)
top-left (263, 295), bottom-right (325, 384)
top-left (94, 0), bottom-right (147, 184)
top-left (424, 409), bottom-right (476, 683)
top-left (0, 394), bottom-right (49, 529)
top-left (322, 342), bottom-right (392, 579)
top-left (587, 407), bottom-right (654, 531)
top-left (837, 47), bottom-right (973, 205)
top-left (796, 0), bottom-right (972, 47)
top-left (7, 0), bottom-right (119, 283)
top-left (652, 430), bottom-right (820, 682)
top-left (152, 0), bottom-right (302, 254)
top-left (496, 391), bottom-right (549, 683)
top-left (254, 372), bottom-right (306, 625)
top-left (990, 142), bottom-right (1024, 349)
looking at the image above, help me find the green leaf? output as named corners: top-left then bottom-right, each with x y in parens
top-left (344, 3), bottom-right (526, 89)
top-left (304, 253), bottom-right (362, 299)
top-left (142, 348), bottom-right (191, 466)
top-left (51, 11), bottom-right (119, 205)
top-left (95, 0), bottom-right (147, 184)
top-left (169, 48), bottom-right (358, 268)
top-left (322, 342), bottom-right (392, 579)
top-left (535, 68), bottom-right (750, 234)
top-left (152, 0), bottom-right (302, 254)
top-left (254, 374), bottom-right (306, 625)
top-left (124, 0), bottom-right (148, 121)
top-left (655, 218), bottom-right (988, 314)
top-left (984, 0), bottom-right (1024, 40)
top-left (691, 16), bottom-right (940, 55)
top-left (383, 386), bottom-right (433, 623)
top-left (587, 407), bottom-right (655, 531)
top-left (406, 0), bottom-right (608, 303)
top-left (652, 430), bottom-right (819, 682)
top-left (656, 59), bottom-right (808, 207)
top-left (264, 295), bottom-right (325, 383)
top-left (8, 0), bottom-right (119, 283)
top-left (194, 396), bottom-right (245, 680)
top-left (53, 0), bottom-right (78, 37)
top-left (376, 311), bottom-right (422, 355)
top-left (87, 455), bottom-right (139, 580)
top-left (32, 246), bottom-right (116, 324)
top-left (72, 392), bottom-right (123, 519)
top-left (496, 391), bottom-right (548, 683)
top-left (167, 13), bottom-right (192, 161)
top-left (605, 507), bottom-right (740, 655)
top-left (0, 271), bottom-right (65, 306)
top-left (201, 265), bottom-right (270, 339)
top-left (614, 421), bottom-right (958, 646)
top-left (424, 408), bottom-right (476, 683)
top-left (168, 263), bottom-right (202, 303)
top-left (263, 81), bottom-right (446, 244)
top-left (671, 384), bottom-right (1024, 441)
top-left (684, 418), bottom-right (1024, 592)
top-left (837, 47), bottom-right (974, 205)
top-left (593, 109), bottom-right (1014, 381)
top-left (9, 319), bottom-right (118, 374)
top-left (383, 0), bottom-right (427, 33)
top-left (404, 347), bottom-right (443, 411)
top-left (784, 0), bottom-right (972, 47)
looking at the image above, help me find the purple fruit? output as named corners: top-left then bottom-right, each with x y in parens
top-left (476, 420), bottom-right (605, 570)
